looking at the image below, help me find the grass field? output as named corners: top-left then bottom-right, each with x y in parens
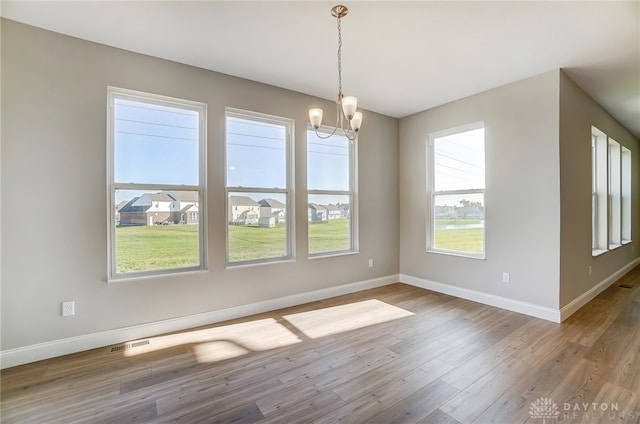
top-left (115, 225), bottom-right (200, 273)
top-left (116, 218), bottom-right (482, 272)
top-left (433, 218), bottom-right (484, 254)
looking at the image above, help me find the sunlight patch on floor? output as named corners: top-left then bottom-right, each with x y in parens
top-left (283, 299), bottom-right (415, 339)
top-left (124, 318), bottom-right (302, 363)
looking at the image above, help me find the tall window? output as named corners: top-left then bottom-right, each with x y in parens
top-left (429, 125), bottom-right (485, 258)
top-left (107, 87), bottom-right (206, 279)
top-left (608, 138), bottom-right (621, 249)
top-left (592, 126), bottom-right (632, 256)
top-left (621, 146), bottom-right (632, 243)
top-left (592, 127), bottom-right (608, 254)
top-left (307, 129), bottom-right (357, 255)
top-left (225, 109), bottom-right (293, 265)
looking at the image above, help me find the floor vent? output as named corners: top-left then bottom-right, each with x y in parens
top-left (108, 339), bottom-right (150, 354)
top-left (619, 284), bottom-right (634, 289)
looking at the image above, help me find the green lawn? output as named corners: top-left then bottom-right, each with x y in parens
top-left (308, 219), bottom-right (350, 254)
top-left (116, 224), bottom-right (200, 273)
top-left (228, 224), bottom-right (287, 262)
top-left (115, 218), bottom-right (482, 272)
top-left (434, 218), bottom-right (484, 254)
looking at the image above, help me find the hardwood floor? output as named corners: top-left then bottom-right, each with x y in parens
top-left (2, 267), bottom-right (639, 423)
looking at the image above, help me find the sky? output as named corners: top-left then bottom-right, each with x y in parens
top-left (432, 127), bottom-right (485, 208)
top-left (114, 100), bottom-right (351, 205)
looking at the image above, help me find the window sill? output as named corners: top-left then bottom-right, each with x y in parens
top-left (609, 243), bottom-right (622, 251)
top-left (226, 258), bottom-right (295, 270)
top-left (592, 249), bottom-right (607, 257)
top-left (427, 249), bottom-right (485, 260)
top-left (108, 267), bottom-right (208, 284)
top-left (309, 250), bottom-right (359, 260)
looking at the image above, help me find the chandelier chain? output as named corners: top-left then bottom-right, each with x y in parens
top-left (337, 15), bottom-right (343, 98)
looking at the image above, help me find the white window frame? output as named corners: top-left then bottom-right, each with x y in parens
top-left (427, 123), bottom-right (485, 259)
top-left (621, 146), bottom-right (632, 244)
top-left (107, 87), bottom-right (207, 280)
top-left (307, 126), bottom-right (359, 257)
top-left (591, 126), bottom-right (632, 257)
top-left (592, 127), bottom-right (608, 255)
top-left (608, 138), bottom-right (622, 249)
top-left (225, 108), bottom-right (294, 266)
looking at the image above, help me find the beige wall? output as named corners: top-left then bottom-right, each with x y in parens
top-left (1, 19), bottom-right (399, 350)
top-left (399, 70), bottom-right (562, 310)
top-left (559, 71), bottom-right (640, 307)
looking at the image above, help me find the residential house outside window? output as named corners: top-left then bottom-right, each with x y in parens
top-left (107, 87), bottom-right (207, 279)
top-left (428, 124), bottom-right (485, 258)
top-left (307, 128), bottom-right (357, 256)
top-left (225, 109), bottom-right (293, 265)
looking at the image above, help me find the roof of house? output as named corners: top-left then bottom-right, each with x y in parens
top-left (143, 193), bottom-right (174, 202)
top-left (180, 204), bottom-right (198, 213)
top-left (118, 197), bottom-right (149, 213)
top-left (229, 195), bottom-right (259, 206)
top-left (325, 204), bottom-right (343, 212)
top-left (258, 198), bottom-right (284, 208)
top-left (308, 203), bottom-right (327, 211)
top-left (166, 191), bottom-right (199, 202)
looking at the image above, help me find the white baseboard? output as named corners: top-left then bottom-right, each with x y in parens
top-left (560, 257), bottom-right (640, 321)
top-left (399, 274), bottom-right (562, 322)
top-left (0, 274), bottom-right (399, 369)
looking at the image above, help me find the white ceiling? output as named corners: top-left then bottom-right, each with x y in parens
top-left (3, 1), bottom-right (639, 137)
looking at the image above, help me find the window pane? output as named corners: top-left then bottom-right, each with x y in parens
top-left (115, 189), bottom-right (200, 273)
top-left (433, 128), bottom-right (485, 192)
top-left (227, 192), bottom-right (288, 263)
top-left (608, 139), bottom-right (621, 247)
top-left (307, 131), bottom-right (350, 191)
top-left (226, 116), bottom-right (287, 189)
top-left (114, 99), bottom-right (199, 185)
top-left (433, 193), bottom-right (484, 255)
top-left (622, 146), bottom-right (632, 242)
top-left (308, 194), bottom-right (351, 254)
top-left (592, 127), bottom-right (608, 253)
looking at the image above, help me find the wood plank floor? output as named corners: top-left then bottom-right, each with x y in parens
top-left (2, 267), bottom-right (639, 423)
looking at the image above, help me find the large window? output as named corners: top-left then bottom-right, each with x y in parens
top-left (429, 125), bottom-right (485, 258)
top-left (592, 127), bottom-right (608, 253)
top-left (225, 109), bottom-right (293, 265)
top-left (107, 87), bottom-right (206, 279)
top-left (307, 129), bottom-right (357, 255)
top-left (592, 126), bottom-right (632, 256)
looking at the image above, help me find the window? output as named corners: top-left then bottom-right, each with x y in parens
top-left (608, 138), bottom-right (621, 249)
top-left (621, 146), bottom-right (632, 243)
top-left (592, 127), bottom-right (608, 254)
top-left (428, 125), bottom-right (485, 258)
top-left (107, 87), bottom-right (206, 279)
top-left (307, 129), bottom-right (357, 255)
top-left (591, 126), bottom-right (632, 256)
top-left (225, 109), bottom-right (293, 265)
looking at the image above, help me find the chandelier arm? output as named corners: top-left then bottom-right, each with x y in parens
top-left (313, 127), bottom-right (339, 139)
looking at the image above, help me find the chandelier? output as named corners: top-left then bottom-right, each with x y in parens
top-left (308, 5), bottom-right (362, 141)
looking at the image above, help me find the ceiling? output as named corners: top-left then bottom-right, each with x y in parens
top-left (2, 1), bottom-right (639, 137)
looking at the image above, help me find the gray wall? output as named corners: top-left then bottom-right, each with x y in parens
top-left (1, 20), bottom-right (399, 350)
top-left (399, 71), bottom-right (562, 309)
top-left (559, 71), bottom-right (640, 307)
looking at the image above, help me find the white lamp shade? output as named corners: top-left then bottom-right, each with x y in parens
top-left (350, 111), bottom-right (363, 132)
top-left (341, 96), bottom-right (358, 120)
top-left (309, 108), bottom-right (323, 129)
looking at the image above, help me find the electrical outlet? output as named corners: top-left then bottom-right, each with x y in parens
top-left (368, 259), bottom-right (374, 268)
top-left (62, 301), bottom-right (75, 317)
top-left (502, 272), bottom-right (510, 284)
